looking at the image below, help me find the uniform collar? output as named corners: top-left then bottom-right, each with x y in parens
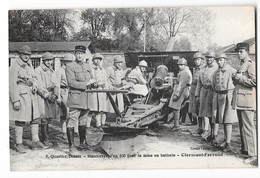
top-left (241, 56), bottom-right (252, 64)
top-left (92, 64), bottom-right (102, 70)
top-left (40, 63), bottom-right (53, 72)
top-left (219, 63), bottom-right (228, 72)
top-left (17, 57), bottom-right (31, 68)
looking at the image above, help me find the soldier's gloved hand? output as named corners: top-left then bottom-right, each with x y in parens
top-left (233, 73), bottom-right (243, 81)
top-left (13, 101), bottom-right (21, 110)
top-left (86, 79), bottom-right (96, 86)
top-left (32, 86), bottom-right (37, 94)
top-left (172, 95), bottom-right (178, 101)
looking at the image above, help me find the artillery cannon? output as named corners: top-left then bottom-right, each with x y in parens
top-left (84, 65), bottom-right (174, 155)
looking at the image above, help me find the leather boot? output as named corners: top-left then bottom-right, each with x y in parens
top-left (40, 123), bottom-right (52, 147)
top-left (67, 127), bottom-right (78, 154)
top-left (78, 125), bottom-right (87, 150)
top-left (31, 141), bottom-right (49, 150)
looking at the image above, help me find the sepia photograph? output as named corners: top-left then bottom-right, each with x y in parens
top-left (7, 2), bottom-right (257, 172)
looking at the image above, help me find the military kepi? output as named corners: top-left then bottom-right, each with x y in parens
top-left (75, 45), bottom-right (86, 53)
top-left (235, 43), bottom-right (249, 52)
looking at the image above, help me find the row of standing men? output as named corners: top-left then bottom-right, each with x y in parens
top-left (167, 42), bottom-right (256, 164)
top-left (9, 44), bottom-right (149, 154)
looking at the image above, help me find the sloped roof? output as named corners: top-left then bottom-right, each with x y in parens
top-left (9, 41), bottom-right (94, 53)
top-left (222, 37), bottom-right (255, 53)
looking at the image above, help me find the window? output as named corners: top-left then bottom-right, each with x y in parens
top-left (31, 58), bottom-right (41, 69)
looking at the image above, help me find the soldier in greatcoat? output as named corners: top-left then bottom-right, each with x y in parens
top-left (195, 50), bottom-right (218, 140)
top-left (126, 60), bottom-right (149, 96)
top-left (35, 52), bottom-right (59, 147)
top-left (66, 45), bottom-right (96, 153)
top-left (168, 58), bottom-right (192, 131)
top-left (89, 53), bottom-right (109, 131)
top-left (212, 53), bottom-right (237, 151)
top-left (188, 52), bottom-right (204, 135)
top-left (56, 53), bottom-right (75, 140)
top-left (231, 43), bottom-right (257, 164)
top-left (9, 45), bottom-right (47, 153)
top-left (106, 56), bottom-right (127, 113)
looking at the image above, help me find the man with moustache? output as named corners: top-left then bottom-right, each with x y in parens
top-left (66, 45), bottom-right (96, 153)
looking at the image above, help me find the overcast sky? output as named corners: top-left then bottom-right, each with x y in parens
top-left (209, 6), bottom-right (255, 46)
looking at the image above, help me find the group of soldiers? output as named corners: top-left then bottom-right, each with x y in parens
top-left (9, 42), bottom-right (256, 164)
top-left (9, 44), bottom-right (148, 154)
top-left (167, 42), bottom-right (256, 164)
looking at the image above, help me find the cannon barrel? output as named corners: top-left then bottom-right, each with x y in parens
top-left (150, 65), bottom-right (168, 89)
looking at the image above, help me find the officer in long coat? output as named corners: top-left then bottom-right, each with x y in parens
top-left (9, 45), bottom-right (47, 153)
top-left (188, 52), bottom-right (204, 134)
top-left (195, 50), bottom-right (218, 140)
top-left (212, 53), bottom-right (237, 151)
top-left (66, 45), bottom-right (96, 153)
top-left (231, 43), bottom-right (257, 164)
top-left (168, 58), bottom-right (192, 131)
top-left (56, 53), bottom-right (75, 140)
top-left (106, 56), bottom-right (126, 113)
top-left (89, 53), bottom-right (109, 130)
top-left (35, 52), bottom-right (59, 147)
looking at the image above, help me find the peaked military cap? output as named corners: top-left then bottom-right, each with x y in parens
top-left (42, 52), bottom-right (54, 61)
top-left (75, 45), bottom-right (86, 53)
top-left (19, 45), bottom-right (32, 55)
top-left (235, 43), bottom-right (250, 52)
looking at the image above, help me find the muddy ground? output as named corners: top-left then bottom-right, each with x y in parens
top-left (9, 116), bottom-right (257, 171)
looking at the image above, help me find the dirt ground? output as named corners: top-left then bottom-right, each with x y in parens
top-left (9, 116), bottom-right (257, 171)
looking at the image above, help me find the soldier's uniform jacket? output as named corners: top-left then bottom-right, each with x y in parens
top-left (106, 65), bottom-right (126, 113)
top-left (169, 66), bottom-right (192, 110)
top-left (195, 62), bottom-right (218, 117)
top-left (127, 66), bottom-right (147, 84)
top-left (35, 63), bottom-right (59, 118)
top-left (232, 57), bottom-right (256, 110)
top-left (188, 64), bottom-right (204, 114)
top-left (88, 65), bottom-right (109, 112)
top-left (9, 57), bottom-right (40, 122)
top-left (212, 64), bottom-right (237, 124)
top-left (66, 60), bottom-right (93, 110)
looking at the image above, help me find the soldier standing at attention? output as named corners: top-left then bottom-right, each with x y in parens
top-left (212, 53), bottom-right (237, 151)
top-left (188, 52), bottom-right (204, 134)
top-left (66, 45), bottom-right (96, 153)
top-left (56, 54), bottom-right (75, 140)
top-left (195, 50), bottom-right (218, 141)
top-left (168, 58), bottom-right (192, 131)
top-left (232, 43), bottom-right (257, 164)
top-left (35, 52), bottom-right (59, 147)
top-left (9, 45), bottom-right (47, 153)
top-left (89, 54), bottom-right (109, 130)
top-left (106, 56), bottom-right (126, 113)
